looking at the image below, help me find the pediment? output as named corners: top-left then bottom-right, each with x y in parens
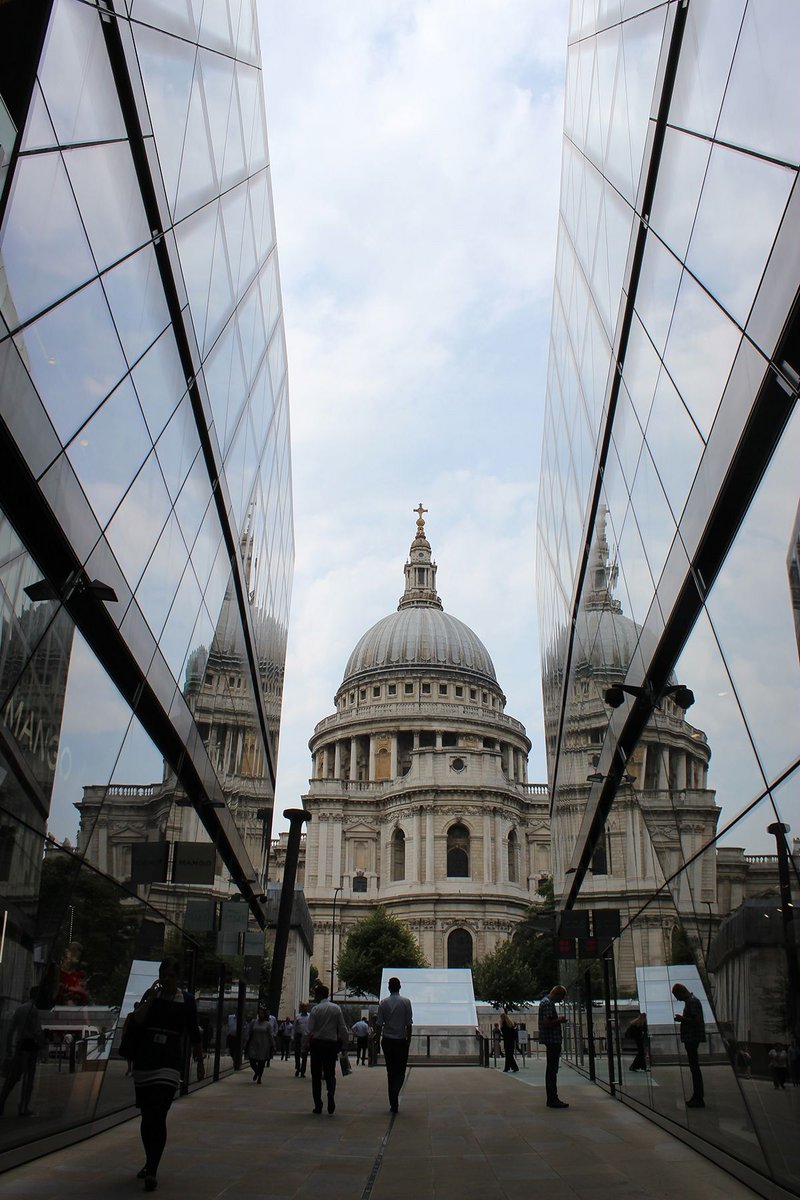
top-left (343, 819), bottom-right (378, 836)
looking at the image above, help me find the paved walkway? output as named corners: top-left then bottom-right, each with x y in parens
top-left (2, 1057), bottom-right (761, 1200)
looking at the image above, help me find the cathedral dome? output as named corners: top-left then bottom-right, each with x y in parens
top-left (338, 508), bottom-right (498, 692)
top-left (342, 607), bottom-right (497, 686)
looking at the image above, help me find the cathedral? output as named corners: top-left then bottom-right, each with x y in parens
top-left (300, 509), bottom-right (551, 985)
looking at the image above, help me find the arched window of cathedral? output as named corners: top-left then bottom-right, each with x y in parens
top-left (507, 828), bottom-right (519, 882)
top-left (447, 823), bottom-right (470, 877)
top-left (447, 927), bottom-right (473, 968)
top-left (391, 828), bottom-right (405, 881)
top-left (591, 829), bottom-right (609, 876)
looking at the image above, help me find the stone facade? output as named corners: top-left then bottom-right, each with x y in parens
top-left (301, 512), bottom-right (548, 988)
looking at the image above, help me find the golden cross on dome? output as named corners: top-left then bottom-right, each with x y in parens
top-left (414, 503), bottom-right (428, 531)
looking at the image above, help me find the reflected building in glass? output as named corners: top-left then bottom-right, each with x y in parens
top-left (538, 1), bottom-right (800, 1193)
top-left (0, 0), bottom-right (292, 1167)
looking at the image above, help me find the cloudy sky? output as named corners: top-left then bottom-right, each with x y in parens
top-left (256, 1), bottom-right (570, 830)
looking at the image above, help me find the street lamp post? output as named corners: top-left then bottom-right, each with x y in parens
top-left (767, 822), bottom-right (799, 1036)
top-left (330, 884), bottom-right (343, 997)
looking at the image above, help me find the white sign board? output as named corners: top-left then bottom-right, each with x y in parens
top-left (378, 968), bottom-right (477, 1028)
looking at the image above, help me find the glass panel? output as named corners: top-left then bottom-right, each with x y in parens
top-left (19, 81), bottom-right (58, 152)
top-left (65, 378), bottom-right (152, 529)
top-left (132, 22), bottom-right (197, 215)
top-left (63, 142), bottom-right (152, 273)
top-left (717, 0), bottom-right (800, 166)
top-left (201, 316), bottom-right (246, 453)
top-left (131, 326), bottom-right (188, 443)
top-left (102, 245), bottom-right (171, 368)
top-left (703, 403), bottom-right (800, 787)
top-left (104, 449), bottom-right (173, 590)
top-left (669, 0), bottom-right (747, 139)
top-left (686, 143), bottom-right (794, 328)
top-left (174, 52), bottom-right (218, 221)
top-left (154, 393), bottom-right (201, 505)
top-left (647, 127), bottom-right (711, 262)
top-left (1, 151), bottom-right (96, 327)
top-left (130, 0), bottom-right (198, 41)
top-left (38, 0), bottom-right (127, 145)
top-left (133, 509), bottom-right (189, 641)
top-left (175, 200), bottom-right (218, 353)
top-left (13, 282), bottom-right (128, 447)
top-left (661, 269), bottom-right (742, 442)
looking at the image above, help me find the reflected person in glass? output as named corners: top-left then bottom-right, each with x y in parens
top-left (672, 983), bottom-right (705, 1108)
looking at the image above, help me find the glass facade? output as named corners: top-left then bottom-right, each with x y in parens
top-left (538, 1), bottom-right (800, 1194)
top-left (0, 0), bottom-right (292, 1166)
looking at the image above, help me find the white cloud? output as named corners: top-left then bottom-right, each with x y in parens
top-left (256, 0), bottom-right (568, 830)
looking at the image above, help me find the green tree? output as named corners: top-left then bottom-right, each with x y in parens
top-left (511, 875), bottom-right (557, 996)
top-left (336, 907), bottom-right (427, 996)
top-left (472, 939), bottom-right (535, 1010)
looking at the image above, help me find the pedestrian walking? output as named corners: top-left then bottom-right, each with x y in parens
top-left (376, 977), bottom-right (413, 1114)
top-left (243, 1006), bottom-right (276, 1084)
top-left (769, 1044), bottom-right (788, 1090)
top-left (307, 984), bottom-right (348, 1115)
top-left (672, 983), bottom-right (705, 1108)
top-left (627, 1012), bottom-right (648, 1072)
top-left (0, 988), bottom-right (45, 1117)
top-left (294, 1002), bottom-right (310, 1077)
top-left (788, 1037), bottom-right (800, 1087)
top-left (538, 984), bottom-right (568, 1109)
top-left (500, 1010), bottom-right (519, 1073)
top-left (351, 1018), bottom-right (370, 1065)
top-left (130, 957), bottom-right (204, 1192)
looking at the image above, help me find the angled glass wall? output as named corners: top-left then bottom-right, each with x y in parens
top-left (538, 2), bottom-right (800, 1194)
top-left (0, 0), bottom-right (292, 1166)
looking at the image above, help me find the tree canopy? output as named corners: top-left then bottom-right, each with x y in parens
top-left (511, 874), bottom-right (557, 996)
top-left (336, 906), bottom-right (427, 996)
top-left (472, 939), bottom-right (535, 1010)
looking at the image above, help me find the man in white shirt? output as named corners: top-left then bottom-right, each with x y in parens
top-left (307, 985), bottom-right (348, 1114)
top-left (294, 1002), bottom-right (310, 1077)
top-left (351, 1018), bottom-right (370, 1065)
top-left (376, 977), bottom-right (413, 1114)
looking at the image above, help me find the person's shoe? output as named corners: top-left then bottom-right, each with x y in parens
top-left (144, 1175), bottom-right (158, 1192)
top-left (257, 1077), bottom-right (262, 1084)
top-left (312, 1106), bottom-right (322, 1114)
top-left (546, 1100), bottom-right (569, 1109)
top-left (295, 1070), bottom-right (300, 1077)
top-left (686, 1098), bottom-right (705, 1108)
top-left (390, 1104), bottom-right (398, 1113)
top-left (327, 1096), bottom-right (336, 1114)
top-left (137, 1167), bottom-right (148, 1180)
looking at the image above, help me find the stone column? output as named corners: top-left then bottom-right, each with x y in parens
top-left (657, 747), bottom-right (669, 791)
top-left (390, 734), bottom-right (398, 778)
top-left (323, 745), bottom-right (331, 779)
top-left (412, 809), bottom-right (421, 882)
top-left (426, 808), bottom-right (435, 882)
top-left (483, 811), bottom-right (493, 882)
top-left (435, 731), bottom-right (443, 749)
top-left (334, 741), bottom-right (342, 779)
top-left (331, 816), bottom-right (343, 885)
top-left (368, 735), bottom-right (376, 780)
top-left (317, 816), bottom-right (329, 888)
top-left (350, 736), bottom-right (359, 781)
top-left (413, 732), bottom-right (420, 749)
top-left (675, 752), bottom-right (687, 791)
top-left (506, 745), bottom-right (515, 781)
top-left (495, 810), bottom-right (504, 882)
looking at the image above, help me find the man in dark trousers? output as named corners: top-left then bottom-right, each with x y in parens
top-left (308, 985), bottom-right (348, 1115)
top-left (672, 982), bottom-right (706, 1107)
top-left (376, 977), bottom-right (413, 1114)
top-left (538, 984), bottom-right (568, 1109)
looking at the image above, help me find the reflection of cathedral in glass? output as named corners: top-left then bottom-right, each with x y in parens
top-left (548, 511), bottom-right (719, 990)
top-left (77, 524), bottom-right (282, 919)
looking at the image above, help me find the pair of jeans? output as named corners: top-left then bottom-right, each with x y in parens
top-left (309, 1039), bottom-right (338, 1110)
top-left (294, 1034), bottom-right (308, 1075)
top-left (381, 1037), bottom-right (409, 1110)
top-left (545, 1042), bottom-right (562, 1103)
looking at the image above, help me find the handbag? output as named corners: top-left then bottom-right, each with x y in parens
top-left (339, 1051), bottom-right (352, 1076)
